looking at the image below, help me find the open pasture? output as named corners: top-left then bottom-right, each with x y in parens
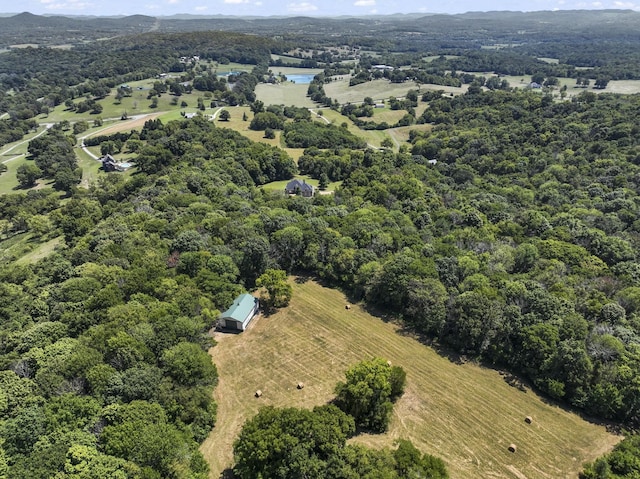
top-left (201, 279), bottom-right (620, 479)
top-left (255, 82), bottom-right (316, 108)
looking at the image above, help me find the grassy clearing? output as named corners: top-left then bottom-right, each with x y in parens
top-left (270, 54), bottom-right (304, 65)
top-left (260, 175), bottom-right (341, 193)
top-left (600, 80), bottom-right (640, 95)
top-left (387, 123), bottom-right (432, 146)
top-left (76, 148), bottom-right (105, 188)
top-left (255, 82), bottom-right (315, 108)
top-left (14, 236), bottom-right (63, 265)
top-left (211, 62), bottom-right (254, 75)
top-left (537, 57), bottom-right (560, 64)
top-left (313, 109), bottom-right (386, 148)
top-left (201, 279), bottom-right (620, 479)
top-left (212, 109), bottom-right (304, 161)
top-left (483, 76), bottom-right (640, 98)
top-left (214, 108), bottom-right (281, 148)
top-left (371, 108), bottom-right (407, 124)
top-left (0, 156), bottom-right (27, 194)
top-left (325, 78), bottom-right (466, 105)
top-left (0, 233), bottom-right (47, 264)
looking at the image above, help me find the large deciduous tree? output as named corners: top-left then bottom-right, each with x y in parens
top-left (233, 405), bottom-right (355, 479)
top-left (334, 357), bottom-right (406, 433)
top-left (256, 269), bottom-right (292, 310)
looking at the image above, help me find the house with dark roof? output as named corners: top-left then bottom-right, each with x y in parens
top-left (100, 154), bottom-right (131, 172)
top-left (285, 178), bottom-right (315, 197)
top-left (219, 293), bottom-right (259, 331)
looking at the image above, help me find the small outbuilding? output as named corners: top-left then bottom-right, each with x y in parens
top-left (219, 293), bottom-right (259, 331)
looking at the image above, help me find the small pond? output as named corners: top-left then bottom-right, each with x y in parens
top-left (284, 74), bottom-right (316, 84)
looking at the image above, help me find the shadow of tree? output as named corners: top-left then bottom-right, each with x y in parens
top-left (219, 468), bottom-right (235, 479)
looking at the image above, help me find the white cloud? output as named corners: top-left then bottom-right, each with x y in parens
top-left (354, 0), bottom-right (375, 6)
top-left (613, 1), bottom-right (640, 8)
top-left (255, 1), bottom-right (263, 5)
top-left (194, 5), bottom-right (208, 10)
top-left (224, 0), bottom-right (250, 3)
top-left (42, 0), bottom-right (93, 10)
top-left (287, 2), bottom-right (318, 12)
top-left (167, 0), bottom-right (180, 4)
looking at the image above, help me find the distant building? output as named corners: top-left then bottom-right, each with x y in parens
top-left (528, 82), bottom-right (542, 89)
top-left (372, 64), bottom-right (394, 70)
top-left (285, 178), bottom-right (315, 197)
top-left (219, 293), bottom-right (259, 331)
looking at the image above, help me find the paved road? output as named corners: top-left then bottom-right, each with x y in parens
top-left (1, 123), bottom-right (54, 164)
top-left (211, 107), bottom-right (225, 120)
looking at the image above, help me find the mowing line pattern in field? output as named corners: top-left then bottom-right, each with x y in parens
top-left (201, 279), bottom-right (619, 479)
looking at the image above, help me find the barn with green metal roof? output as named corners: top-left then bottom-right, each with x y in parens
top-left (219, 293), bottom-right (259, 331)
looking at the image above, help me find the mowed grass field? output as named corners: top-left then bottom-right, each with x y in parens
top-left (201, 279), bottom-right (620, 479)
top-left (255, 81), bottom-right (316, 108)
top-left (324, 77), bottom-right (467, 104)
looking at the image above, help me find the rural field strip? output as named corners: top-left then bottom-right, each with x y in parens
top-left (309, 108), bottom-right (380, 150)
top-left (203, 279), bottom-right (619, 479)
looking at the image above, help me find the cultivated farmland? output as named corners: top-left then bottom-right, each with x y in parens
top-left (201, 279), bottom-right (620, 479)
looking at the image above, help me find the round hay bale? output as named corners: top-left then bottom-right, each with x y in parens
top-left (345, 304), bottom-right (351, 310)
top-left (387, 360), bottom-right (393, 366)
top-left (525, 416), bottom-right (533, 424)
top-left (508, 444), bottom-right (517, 453)
top-left (297, 382), bottom-right (304, 390)
top-left (255, 390), bottom-right (262, 398)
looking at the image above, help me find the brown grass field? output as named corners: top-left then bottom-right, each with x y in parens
top-left (255, 82), bottom-right (317, 108)
top-left (200, 279), bottom-right (620, 479)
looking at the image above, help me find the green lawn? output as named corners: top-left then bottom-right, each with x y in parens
top-left (0, 156), bottom-right (28, 194)
top-left (261, 175), bottom-right (341, 194)
top-left (14, 236), bottom-right (63, 265)
top-left (201, 279), bottom-right (620, 479)
top-left (0, 232), bottom-right (43, 264)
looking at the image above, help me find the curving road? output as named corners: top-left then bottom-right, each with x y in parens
top-left (1, 123), bottom-right (54, 165)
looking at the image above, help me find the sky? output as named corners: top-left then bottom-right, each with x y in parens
top-left (2, 0), bottom-right (639, 17)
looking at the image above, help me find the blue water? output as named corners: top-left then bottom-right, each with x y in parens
top-left (285, 74), bottom-right (316, 84)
